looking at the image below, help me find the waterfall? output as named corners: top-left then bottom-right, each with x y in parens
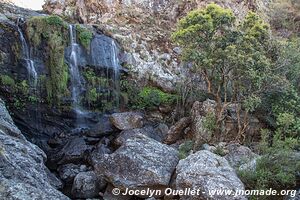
top-left (111, 40), bottom-right (120, 109)
top-left (68, 25), bottom-right (86, 124)
top-left (16, 18), bottom-right (41, 130)
top-left (17, 18), bottom-right (37, 88)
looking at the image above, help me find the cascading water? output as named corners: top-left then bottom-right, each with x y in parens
top-left (110, 40), bottom-right (120, 109)
top-left (16, 18), bottom-right (42, 130)
top-left (17, 18), bottom-right (37, 87)
top-left (68, 24), bottom-right (85, 124)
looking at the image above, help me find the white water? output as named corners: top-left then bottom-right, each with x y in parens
top-left (69, 25), bottom-right (85, 119)
top-left (111, 40), bottom-right (120, 109)
top-left (17, 18), bottom-right (37, 87)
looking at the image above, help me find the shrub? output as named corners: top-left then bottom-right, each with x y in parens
top-left (202, 111), bottom-right (217, 134)
top-left (137, 87), bottom-right (177, 110)
top-left (239, 131), bottom-right (299, 199)
top-left (179, 140), bottom-right (194, 159)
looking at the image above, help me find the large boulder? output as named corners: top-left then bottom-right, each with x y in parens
top-left (190, 101), bottom-right (216, 149)
top-left (0, 99), bottom-right (69, 200)
top-left (175, 150), bottom-right (246, 200)
top-left (71, 171), bottom-right (107, 198)
top-left (94, 134), bottom-right (179, 192)
top-left (110, 112), bottom-right (144, 130)
top-left (114, 124), bottom-right (168, 146)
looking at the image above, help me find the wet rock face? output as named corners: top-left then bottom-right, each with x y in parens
top-left (175, 150), bottom-right (246, 200)
top-left (94, 134), bottom-right (179, 191)
top-left (0, 99), bottom-right (69, 200)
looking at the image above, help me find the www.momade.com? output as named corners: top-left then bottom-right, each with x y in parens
top-left (112, 187), bottom-right (298, 198)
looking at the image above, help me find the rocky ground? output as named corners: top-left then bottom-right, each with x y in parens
top-left (0, 96), bottom-right (262, 200)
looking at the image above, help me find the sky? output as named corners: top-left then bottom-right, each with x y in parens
top-left (10, 0), bottom-right (44, 10)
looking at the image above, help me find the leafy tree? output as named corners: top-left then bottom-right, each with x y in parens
top-left (172, 3), bottom-right (279, 141)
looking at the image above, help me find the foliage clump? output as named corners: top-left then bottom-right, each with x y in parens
top-left (76, 25), bottom-right (93, 50)
top-left (26, 15), bottom-right (69, 105)
top-left (239, 130), bottom-right (299, 199)
top-left (137, 87), bottom-right (177, 110)
top-left (0, 75), bottom-right (37, 110)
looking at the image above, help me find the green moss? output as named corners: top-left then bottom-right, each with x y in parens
top-left (86, 88), bottom-right (99, 104)
top-left (26, 15), bottom-right (69, 105)
top-left (0, 75), bottom-right (15, 86)
top-left (76, 25), bottom-right (93, 50)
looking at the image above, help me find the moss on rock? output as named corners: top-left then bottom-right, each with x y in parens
top-left (25, 15), bottom-right (69, 105)
top-left (76, 24), bottom-right (93, 50)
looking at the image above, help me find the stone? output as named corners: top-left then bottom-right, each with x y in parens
top-left (114, 124), bottom-right (168, 146)
top-left (0, 99), bottom-right (69, 200)
top-left (110, 112), bottom-right (144, 130)
top-left (94, 134), bottom-right (179, 191)
top-left (224, 143), bottom-right (259, 168)
top-left (57, 163), bottom-right (88, 184)
top-left (202, 143), bottom-right (217, 152)
top-left (45, 168), bottom-right (64, 189)
top-left (163, 117), bottom-right (191, 144)
top-left (88, 138), bottom-right (112, 166)
top-left (190, 100), bottom-right (216, 149)
top-left (175, 150), bottom-right (246, 200)
top-left (49, 137), bottom-right (92, 166)
top-left (86, 115), bottom-right (116, 137)
top-left (71, 171), bottom-right (107, 199)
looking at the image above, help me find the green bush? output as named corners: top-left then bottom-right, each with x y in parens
top-left (239, 131), bottom-right (299, 199)
top-left (45, 15), bottom-right (65, 26)
top-left (137, 87), bottom-right (177, 110)
top-left (203, 111), bottom-right (217, 134)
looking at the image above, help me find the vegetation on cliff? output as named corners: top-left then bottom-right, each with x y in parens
top-left (26, 15), bottom-right (69, 105)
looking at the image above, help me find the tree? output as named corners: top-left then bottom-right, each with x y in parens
top-left (172, 3), bottom-right (279, 141)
